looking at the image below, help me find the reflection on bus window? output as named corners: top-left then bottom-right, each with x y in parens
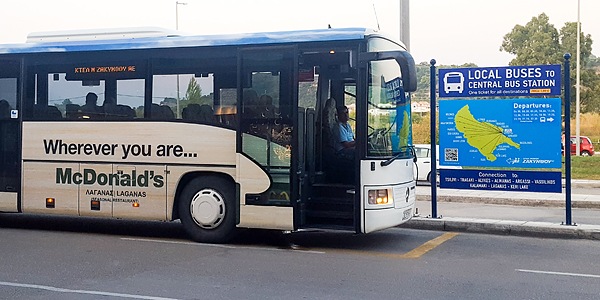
top-left (44, 73), bottom-right (143, 120)
top-left (0, 78), bottom-right (17, 119)
top-left (153, 73), bottom-right (238, 127)
top-left (367, 59), bottom-right (412, 157)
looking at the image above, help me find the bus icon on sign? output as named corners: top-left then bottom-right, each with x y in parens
top-left (444, 72), bottom-right (464, 93)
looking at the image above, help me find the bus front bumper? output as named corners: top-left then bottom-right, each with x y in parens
top-left (363, 184), bottom-right (416, 233)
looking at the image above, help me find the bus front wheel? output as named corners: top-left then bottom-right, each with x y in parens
top-left (179, 176), bottom-right (236, 243)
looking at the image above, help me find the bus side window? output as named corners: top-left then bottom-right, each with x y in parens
top-left (152, 73), bottom-right (216, 123)
top-left (216, 88), bottom-right (237, 127)
top-left (44, 73), bottom-right (104, 121)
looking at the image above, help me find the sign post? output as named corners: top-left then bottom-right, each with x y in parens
top-left (430, 59), bottom-right (438, 218)
top-left (564, 54), bottom-right (572, 225)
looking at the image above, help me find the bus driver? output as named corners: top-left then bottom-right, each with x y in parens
top-left (334, 105), bottom-right (355, 160)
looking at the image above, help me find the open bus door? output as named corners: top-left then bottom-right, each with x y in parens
top-left (0, 59), bottom-right (21, 212)
top-left (296, 50), bottom-right (358, 232)
top-left (236, 47), bottom-right (298, 230)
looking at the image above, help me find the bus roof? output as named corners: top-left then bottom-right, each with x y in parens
top-left (0, 28), bottom-right (379, 55)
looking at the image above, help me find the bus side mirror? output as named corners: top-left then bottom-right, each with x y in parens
top-left (411, 146), bottom-right (417, 163)
top-left (359, 50), bottom-right (417, 92)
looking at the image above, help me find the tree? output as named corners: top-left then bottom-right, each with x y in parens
top-left (501, 13), bottom-right (562, 66)
top-left (185, 77), bottom-right (203, 104)
top-left (501, 13), bottom-right (600, 114)
top-left (559, 21), bottom-right (593, 69)
top-left (587, 55), bottom-right (600, 68)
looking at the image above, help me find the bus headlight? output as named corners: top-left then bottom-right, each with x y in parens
top-left (368, 189), bottom-right (393, 205)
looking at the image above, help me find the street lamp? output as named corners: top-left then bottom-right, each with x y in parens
top-left (399, 0), bottom-right (410, 52)
top-left (176, 1), bottom-right (187, 118)
top-left (576, 0), bottom-right (581, 156)
top-left (176, 1), bottom-right (187, 30)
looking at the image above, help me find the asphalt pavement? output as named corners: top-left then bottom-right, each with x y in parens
top-left (401, 180), bottom-right (600, 240)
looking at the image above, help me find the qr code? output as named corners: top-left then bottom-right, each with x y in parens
top-left (445, 148), bottom-right (458, 161)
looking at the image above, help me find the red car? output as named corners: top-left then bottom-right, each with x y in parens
top-left (563, 136), bottom-right (595, 156)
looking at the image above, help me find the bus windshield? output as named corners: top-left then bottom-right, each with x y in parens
top-left (367, 59), bottom-right (412, 157)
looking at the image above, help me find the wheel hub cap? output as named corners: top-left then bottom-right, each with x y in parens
top-left (190, 189), bottom-right (225, 229)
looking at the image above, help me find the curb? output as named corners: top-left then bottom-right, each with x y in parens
top-left (565, 181), bottom-right (600, 189)
top-left (415, 195), bottom-right (600, 209)
top-left (400, 217), bottom-right (600, 240)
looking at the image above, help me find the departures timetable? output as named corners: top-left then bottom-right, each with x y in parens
top-left (513, 102), bottom-right (558, 123)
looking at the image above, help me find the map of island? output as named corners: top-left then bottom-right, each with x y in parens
top-left (455, 105), bottom-right (520, 161)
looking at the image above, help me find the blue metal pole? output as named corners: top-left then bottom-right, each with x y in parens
top-left (430, 59), bottom-right (438, 218)
top-left (564, 53), bottom-right (572, 226)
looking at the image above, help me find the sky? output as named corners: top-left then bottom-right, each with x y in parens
top-left (0, 0), bottom-right (598, 67)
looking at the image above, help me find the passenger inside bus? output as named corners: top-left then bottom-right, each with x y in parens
top-left (80, 92), bottom-right (103, 119)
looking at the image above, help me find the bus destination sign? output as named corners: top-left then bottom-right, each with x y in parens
top-left (439, 65), bottom-right (561, 98)
top-left (74, 65), bottom-right (136, 74)
top-left (66, 63), bottom-right (144, 81)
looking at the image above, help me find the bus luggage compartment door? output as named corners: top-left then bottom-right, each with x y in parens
top-left (112, 165), bottom-right (167, 220)
top-left (79, 164), bottom-right (113, 217)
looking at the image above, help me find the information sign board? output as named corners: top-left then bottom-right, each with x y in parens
top-left (439, 65), bottom-right (561, 98)
top-left (440, 169), bottom-right (562, 193)
top-left (439, 98), bottom-right (561, 168)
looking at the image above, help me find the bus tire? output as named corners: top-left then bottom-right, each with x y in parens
top-left (179, 176), bottom-right (236, 243)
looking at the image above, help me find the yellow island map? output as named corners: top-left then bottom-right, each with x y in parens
top-left (455, 105), bottom-right (520, 161)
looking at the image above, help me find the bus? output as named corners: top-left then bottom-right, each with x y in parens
top-left (0, 27), bottom-right (418, 243)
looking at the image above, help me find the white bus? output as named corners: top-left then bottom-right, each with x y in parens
top-left (0, 27), bottom-right (418, 243)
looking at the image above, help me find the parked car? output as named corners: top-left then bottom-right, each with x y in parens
top-left (562, 136), bottom-right (595, 156)
top-left (413, 144), bottom-right (462, 182)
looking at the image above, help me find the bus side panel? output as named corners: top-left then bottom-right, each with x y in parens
top-left (238, 205), bottom-right (294, 230)
top-left (235, 153), bottom-right (293, 230)
top-left (0, 192), bottom-right (18, 212)
top-left (22, 162), bottom-right (80, 215)
top-left (22, 121), bottom-right (238, 221)
top-left (236, 153), bottom-right (271, 205)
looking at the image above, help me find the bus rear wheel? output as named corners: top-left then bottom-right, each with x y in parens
top-left (179, 176), bottom-right (236, 243)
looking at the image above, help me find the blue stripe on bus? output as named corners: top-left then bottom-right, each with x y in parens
top-left (0, 28), bottom-right (371, 54)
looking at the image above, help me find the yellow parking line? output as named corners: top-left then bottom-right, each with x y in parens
top-left (400, 232), bottom-right (459, 258)
top-left (306, 232), bottom-right (459, 259)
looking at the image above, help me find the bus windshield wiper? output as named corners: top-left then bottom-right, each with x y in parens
top-left (380, 146), bottom-right (415, 167)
